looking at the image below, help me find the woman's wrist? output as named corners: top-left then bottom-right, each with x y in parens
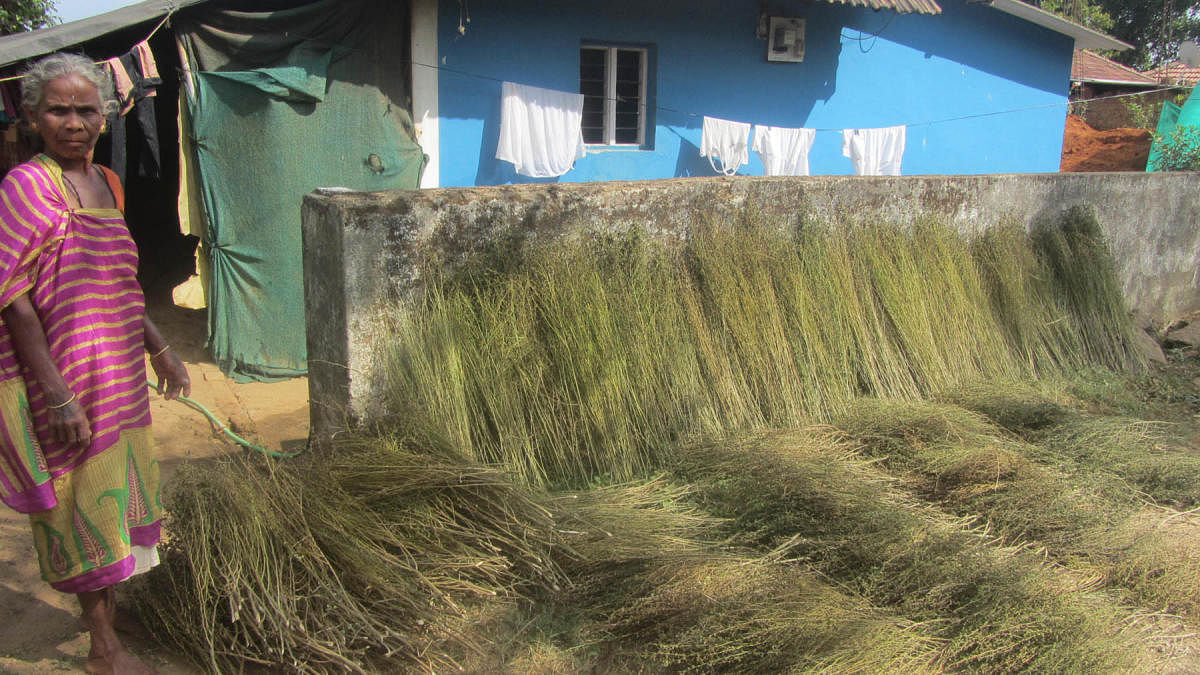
top-left (47, 392), bottom-right (76, 409)
top-left (149, 344), bottom-right (170, 360)
top-left (39, 381), bottom-right (75, 406)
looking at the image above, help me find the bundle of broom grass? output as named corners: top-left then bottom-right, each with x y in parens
top-left (384, 207), bottom-right (1140, 488)
top-left (834, 393), bottom-right (1200, 630)
top-left (666, 428), bottom-right (1159, 673)
top-left (130, 429), bottom-right (566, 672)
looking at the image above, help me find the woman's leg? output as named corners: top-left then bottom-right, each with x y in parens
top-left (77, 587), bottom-right (154, 674)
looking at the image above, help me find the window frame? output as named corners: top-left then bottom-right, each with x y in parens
top-left (580, 44), bottom-right (649, 148)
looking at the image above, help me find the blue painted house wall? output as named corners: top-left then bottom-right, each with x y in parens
top-left (436, 0), bottom-right (1074, 186)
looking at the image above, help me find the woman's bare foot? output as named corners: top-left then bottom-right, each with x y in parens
top-left (78, 587), bottom-right (156, 674)
top-left (85, 641), bottom-right (156, 675)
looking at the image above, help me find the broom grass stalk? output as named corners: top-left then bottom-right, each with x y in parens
top-left (834, 396), bottom-right (1200, 625)
top-left (384, 211), bottom-right (1134, 487)
top-left (670, 428), bottom-right (1158, 672)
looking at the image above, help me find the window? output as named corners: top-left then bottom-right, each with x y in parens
top-left (580, 45), bottom-right (648, 146)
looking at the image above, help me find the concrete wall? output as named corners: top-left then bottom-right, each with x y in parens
top-left (302, 172), bottom-right (1200, 441)
top-left (436, 0), bottom-right (1073, 186)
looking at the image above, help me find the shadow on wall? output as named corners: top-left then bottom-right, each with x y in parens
top-left (763, 0), bottom-right (841, 102)
top-left (674, 133), bottom-right (714, 177)
top-left (846, 0), bottom-right (1069, 94)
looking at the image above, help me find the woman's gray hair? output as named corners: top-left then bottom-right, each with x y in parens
top-left (20, 52), bottom-right (117, 116)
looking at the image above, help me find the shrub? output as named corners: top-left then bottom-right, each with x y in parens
top-left (1151, 124), bottom-right (1200, 171)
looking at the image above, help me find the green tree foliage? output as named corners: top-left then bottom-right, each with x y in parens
top-left (1039, 0), bottom-right (1116, 32)
top-left (1032, 0), bottom-right (1200, 68)
top-left (1094, 0), bottom-right (1200, 68)
top-left (0, 0), bottom-right (57, 36)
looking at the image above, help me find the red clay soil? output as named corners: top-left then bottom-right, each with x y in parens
top-left (1060, 114), bottom-right (1152, 172)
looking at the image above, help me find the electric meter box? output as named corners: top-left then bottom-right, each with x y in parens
top-left (767, 17), bottom-right (806, 63)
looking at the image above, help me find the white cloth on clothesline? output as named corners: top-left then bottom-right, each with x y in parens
top-left (701, 116), bottom-right (752, 176)
top-left (752, 125), bottom-right (817, 176)
top-left (496, 81), bottom-right (586, 178)
top-left (841, 125), bottom-right (906, 176)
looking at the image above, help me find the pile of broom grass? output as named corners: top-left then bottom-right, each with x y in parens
top-left (131, 207), bottom-right (1200, 672)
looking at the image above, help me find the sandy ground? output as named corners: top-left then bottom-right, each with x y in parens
top-left (1060, 113), bottom-right (1153, 172)
top-left (0, 303), bottom-right (310, 674)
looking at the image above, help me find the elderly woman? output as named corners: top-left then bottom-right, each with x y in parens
top-left (0, 53), bottom-right (189, 673)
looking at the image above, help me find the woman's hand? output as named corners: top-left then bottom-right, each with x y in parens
top-left (144, 316), bottom-right (190, 400)
top-left (150, 349), bottom-right (191, 400)
top-left (1, 295), bottom-right (91, 445)
top-left (47, 397), bottom-right (91, 446)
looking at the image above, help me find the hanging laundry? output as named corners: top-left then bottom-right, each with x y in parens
top-left (134, 41), bottom-right (161, 83)
top-left (701, 116), bottom-right (751, 176)
top-left (104, 40), bottom-right (163, 182)
top-left (841, 125), bottom-right (906, 176)
top-left (495, 81), bottom-right (586, 178)
top-left (104, 56), bottom-right (136, 113)
top-left (752, 125), bottom-right (816, 176)
top-left (0, 82), bottom-right (19, 123)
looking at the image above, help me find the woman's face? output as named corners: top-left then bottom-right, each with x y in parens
top-left (29, 74), bottom-right (104, 165)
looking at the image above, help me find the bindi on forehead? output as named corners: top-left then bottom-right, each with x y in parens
top-left (41, 76), bottom-right (101, 107)
top-left (42, 96), bottom-right (101, 110)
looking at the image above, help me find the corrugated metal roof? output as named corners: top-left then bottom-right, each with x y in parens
top-left (817, 0), bottom-right (943, 15)
top-left (1072, 49), bottom-right (1157, 86)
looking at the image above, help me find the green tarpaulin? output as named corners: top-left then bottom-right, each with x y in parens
top-left (178, 0), bottom-right (424, 381)
top-left (1147, 85), bottom-right (1199, 172)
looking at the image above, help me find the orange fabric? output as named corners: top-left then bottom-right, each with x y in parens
top-left (104, 58), bottom-right (135, 115)
top-left (133, 42), bottom-right (160, 98)
top-left (99, 166), bottom-right (124, 213)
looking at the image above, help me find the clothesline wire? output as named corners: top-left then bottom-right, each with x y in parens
top-left (898, 86), bottom-right (1181, 129)
top-left (413, 59), bottom-right (1183, 131)
top-left (0, 5), bottom-right (177, 84)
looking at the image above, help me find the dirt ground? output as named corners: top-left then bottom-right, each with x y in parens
top-left (1060, 114), bottom-right (1153, 172)
top-left (0, 301), bottom-right (310, 674)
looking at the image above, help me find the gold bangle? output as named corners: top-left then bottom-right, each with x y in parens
top-left (150, 345), bottom-right (171, 359)
top-left (47, 392), bottom-right (76, 409)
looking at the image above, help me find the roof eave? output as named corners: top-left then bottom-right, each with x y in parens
top-left (986, 0), bottom-right (1131, 52)
top-left (1073, 78), bottom-right (1159, 86)
top-left (0, 0), bottom-right (209, 69)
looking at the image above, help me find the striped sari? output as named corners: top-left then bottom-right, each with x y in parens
top-left (0, 155), bottom-right (159, 593)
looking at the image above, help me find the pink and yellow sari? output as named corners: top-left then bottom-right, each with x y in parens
top-left (0, 155), bottom-right (159, 593)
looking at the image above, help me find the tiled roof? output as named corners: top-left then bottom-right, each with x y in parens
top-left (818, 0), bottom-right (942, 15)
top-left (1071, 50), bottom-right (1157, 86)
top-left (1146, 61), bottom-right (1200, 87)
